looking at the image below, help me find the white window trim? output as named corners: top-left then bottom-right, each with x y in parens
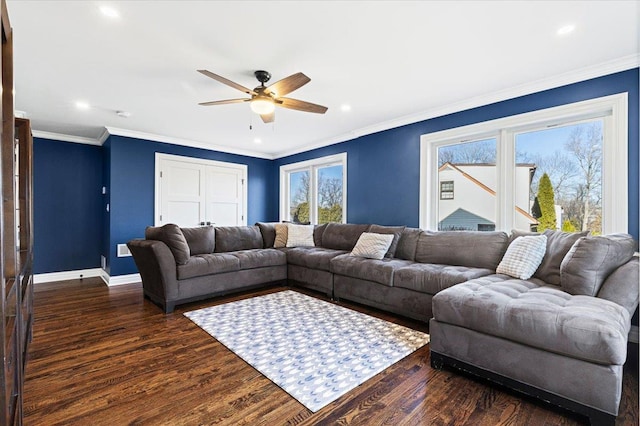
top-left (279, 153), bottom-right (347, 224)
top-left (419, 93), bottom-right (628, 234)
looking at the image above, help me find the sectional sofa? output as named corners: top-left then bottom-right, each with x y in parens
top-left (127, 222), bottom-right (638, 425)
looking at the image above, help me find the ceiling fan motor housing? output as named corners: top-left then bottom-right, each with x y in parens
top-left (254, 70), bottom-right (271, 85)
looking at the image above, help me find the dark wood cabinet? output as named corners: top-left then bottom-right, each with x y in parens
top-left (0, 1), bottom-right (33, 424)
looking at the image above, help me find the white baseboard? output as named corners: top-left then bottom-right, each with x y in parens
top-left (630, 325), bottom-right (639, 344)
top-left (101, 272), bottom-right (141, 286)
top-left (34, 268), bottom-right (141, 287)
top-left (34, 268), bottom-right (103, 284)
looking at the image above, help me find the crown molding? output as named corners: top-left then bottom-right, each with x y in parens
top-left (32, 130), bottom-right (105, 146)
top-left (272, 54), bottom-right (640, 159)
top-left (105, 127), bottom-right (274, 160)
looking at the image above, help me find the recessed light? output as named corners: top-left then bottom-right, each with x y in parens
top-left (75, 101), bottom-right (90, 110)
top-left (340, 104), bottom-right (351, 112)
top-left (254, 138), bottom-right (262, 144)
top-left (116, 110), bottom-right (131, 118)
top-left (99, 5), bottom-right (120, 19)
top-left (557, 24), bottom-right (575, 36)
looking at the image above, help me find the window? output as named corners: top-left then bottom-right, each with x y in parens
top-left (420, 94), bottom-right (628, 235)
top-left (440, 181), bottom-right (454, 200)
top-left (280, 153), bottom-right (347, 224)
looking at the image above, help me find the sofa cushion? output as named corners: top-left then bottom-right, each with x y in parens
top-left (181, 226), bottom-right (215, 255)
top-left (415, 231), bottom-right (508, 270)
top-left (394, 263), bottom-right (494, 294)
top-left (368, 225), bottom-right (405, 258)
top-left (330, 254), bottom-right (413, 286)
top-left (395, 228), bottom-right (421, 261)
top-left (286, 247), bottom-right (347, 271)
top-left (321, 223), bottom-right (370, 250)
top-left (313, 223), bottom-right (328, 247)
top-left (286, 224), bottom-right (315, 247)
top-left (145, 224), bottom-right (190, 265)
top-left (432, 276), bottom-right (631, 365)
top-left (534, 229), bottom-right (589, 285)
top-left (230, 249), bottom-right (287, 269)
top-left (560, 234), bottom-right (636, 296)
top-left (177, 253), bottom-right (240, 280)
top-left (496, 235), bottom-right (547, 279)
top-left (256, 222), bottom-right (277, 248)
top-left (350, 232), bottom-right (395, 260)
top-left (214, 226), bottom-right (263, 253)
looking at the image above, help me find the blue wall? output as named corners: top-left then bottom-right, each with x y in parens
top-left (33, 138), bottom-right (103, 273)
top-left (105, 135), bottom-right (276, 276)
top-left (275, 68), bottom-right (640, 239)
top-left (32, 68), bottom-right (639, 276)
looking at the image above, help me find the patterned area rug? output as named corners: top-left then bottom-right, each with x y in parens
top-left (184, 290), bottom-right (430, 412)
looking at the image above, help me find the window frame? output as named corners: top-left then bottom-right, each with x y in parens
top-left (279, 153), bottom-right (347, 224)
top-left (419, 93), bottom-right (628, 234)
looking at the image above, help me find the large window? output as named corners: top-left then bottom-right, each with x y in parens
top-left (280, 153), bottom-right (347, 224)
top-left (420, 94), bottom-right (628, 235)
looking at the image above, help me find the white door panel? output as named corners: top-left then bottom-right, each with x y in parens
top-left (156, 154), bottom-right (247, 227)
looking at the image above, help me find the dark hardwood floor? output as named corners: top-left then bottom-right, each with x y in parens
top-left (23, 278), bottom-right (638, 425)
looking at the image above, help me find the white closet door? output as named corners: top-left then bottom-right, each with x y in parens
top-left (205, 166), bottom-right (244, 226)
top-left (159, 158), bottom-right (205, 226)
top-left (156, 154), bottom-right (247, 227)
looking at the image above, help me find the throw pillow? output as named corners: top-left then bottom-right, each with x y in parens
top-left (560, 234), bottom-right (636, 296)
top-left (286, 224), bottom-right (315, 247)
top-left (145, 224), bottom-right (190, 265)
top-left (534, 229), bottom-right (589, 285)
top-left (368, 225), bottom-right (406, 258)
top-left (496, 235), bottom-right (547, 279)
top-left (351, 232), bottom-right (395, 260)
top-left (274, 224), bottom-right (289, 248)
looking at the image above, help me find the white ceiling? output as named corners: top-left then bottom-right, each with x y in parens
top-left (7, 1), bottom-right (639, 159)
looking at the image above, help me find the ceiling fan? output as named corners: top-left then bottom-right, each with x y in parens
top-left (197, 70), bottom-right (328, 123)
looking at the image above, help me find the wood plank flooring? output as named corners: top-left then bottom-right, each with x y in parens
top-left (23, 278), bottom-right (639, 425)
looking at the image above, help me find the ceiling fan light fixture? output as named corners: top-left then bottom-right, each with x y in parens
top-left (250, 97), bottom-right (275, 115)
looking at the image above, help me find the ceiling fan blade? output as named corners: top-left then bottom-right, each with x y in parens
top-left (197, 70), bottom-right (257, 96)
top-left (278, 97), bottom-right (328, 114)
top-left (265, 72), bottom-right (310, 97)
top-left (198, 98), bottom-right (250, 106)
top-left (260, 111), bottom-right (275, 123)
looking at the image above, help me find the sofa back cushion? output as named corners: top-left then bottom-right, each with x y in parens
top-left (560, 234), bottom-right (636, 296)
top-left (534, 229), bottom-right (588, 285)
top-left (597, 256), bottom-right (639, 314)
top-left (181, 226), bottom-right (215, 255)
top-left (321, 223), bottom-right (370, 250)
top-left (145, 224), bottom-right (190, 265)
top-left (395, 228), bottom-right (421, 261)
top-left (256, 222), bottom-right (277, 248)
top-left (415, 231), bottom-right (508, 270)
top-left (368, 225), bottom-right (405, 258)
top-left (313, 223), bottom-right (328, 247)
top-left (214, 226), bottom-right (263, 252)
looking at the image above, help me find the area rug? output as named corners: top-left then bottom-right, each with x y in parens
top-left (184, 290), bottom-right (429, 412)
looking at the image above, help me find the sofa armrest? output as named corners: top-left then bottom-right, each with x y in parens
top-left (127, 239), bottom-right (179, 304)
top-left (597, 255), bottom-right (639, 316)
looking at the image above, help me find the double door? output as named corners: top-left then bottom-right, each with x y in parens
top-left (156, 154), bottom-right (247, 227)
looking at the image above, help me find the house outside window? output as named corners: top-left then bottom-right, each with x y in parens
top-left (419, 94), bottom-right (628, 235)
top-left (280, 153), bottom-right (347, 224)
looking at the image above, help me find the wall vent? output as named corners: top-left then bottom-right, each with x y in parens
top-left (117, 244), bottom-right (132, 257)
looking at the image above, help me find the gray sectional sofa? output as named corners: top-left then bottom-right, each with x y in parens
top-left (127, 222), bottom-right (638, 425)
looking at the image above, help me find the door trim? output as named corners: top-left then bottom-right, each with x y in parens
top-left (154, 153), bottom-right (248, 227)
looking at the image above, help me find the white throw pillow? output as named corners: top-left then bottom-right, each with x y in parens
top-left (496, 235), bottom-right (548, 279)
top-left (351, 232), bottom-right (395, 260)
top-left (286, 224), bottom-right (315, 247)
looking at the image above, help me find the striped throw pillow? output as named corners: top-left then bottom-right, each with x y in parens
top-left (351, 232), bottom-right (395, 260)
